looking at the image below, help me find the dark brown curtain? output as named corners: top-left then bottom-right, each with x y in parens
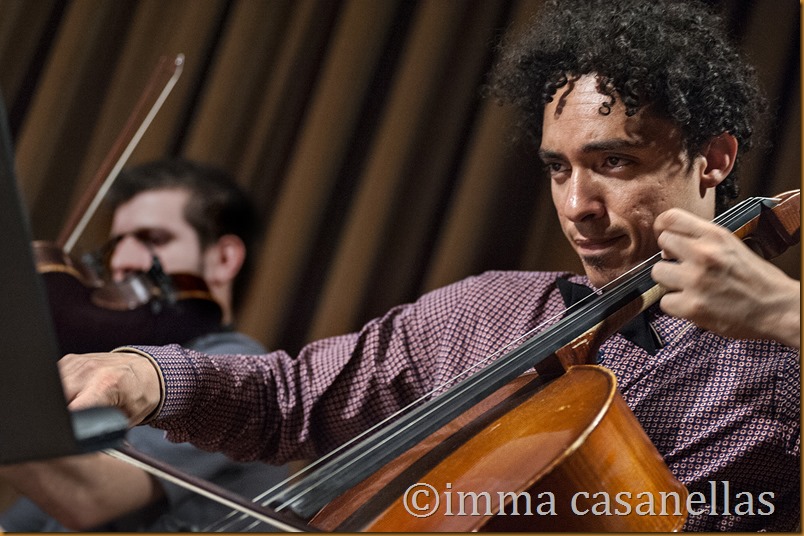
top-left (0, 0), bottom-right (799, 354)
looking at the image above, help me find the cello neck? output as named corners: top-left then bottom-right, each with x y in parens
top-left (260, 192), bottom-right (801, 521)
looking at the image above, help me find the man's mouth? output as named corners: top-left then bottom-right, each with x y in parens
top-left (573, 235), bottom-right (624, 255)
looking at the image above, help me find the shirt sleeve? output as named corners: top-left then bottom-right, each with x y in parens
top-left (134, 272), bottom-right (568, 465)
top-left (134, 279), bottom-right (479, 464)
top-left (137, 316), bottom-right (433, 464)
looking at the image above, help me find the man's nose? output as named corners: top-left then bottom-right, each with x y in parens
top-left (108, 235), bottom-right (153, 282)
top-left (563, 170), bottom-right (605, 222)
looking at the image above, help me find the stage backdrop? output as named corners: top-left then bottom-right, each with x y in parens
top-left (0, 0), bottom-right (799, 353)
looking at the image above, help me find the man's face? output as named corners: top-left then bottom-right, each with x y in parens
top-left (108, 188), bottom-right (205, 281)
top-left (540, 75), bottom-right (715, 288)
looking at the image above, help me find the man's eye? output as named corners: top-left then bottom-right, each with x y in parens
top-left (604, 156), bottom-right (628, 168)
top-left (133, 229), bottom-right (173, 247)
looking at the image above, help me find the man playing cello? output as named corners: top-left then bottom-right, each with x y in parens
top-left (11, 0), bottom-right (803, 531)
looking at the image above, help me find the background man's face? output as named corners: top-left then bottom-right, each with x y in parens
top-left (108, 188), bottom-right (205, 281)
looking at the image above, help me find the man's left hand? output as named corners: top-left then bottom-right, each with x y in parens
top-left (652, 208), bottom-right (800, 348)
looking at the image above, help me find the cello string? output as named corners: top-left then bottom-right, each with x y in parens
top-left (251, 197), bottom-right (765, 516)
top-left (201, 197), bottom-right (768, 531)
top-left (205, 266), bottom-right (633, 530)
top-left (210, 197), bottom-right (766, 530)
top-left (207, 250), bottom-right (671, 532)
top-left (203, 299), bottom-right (574, 530)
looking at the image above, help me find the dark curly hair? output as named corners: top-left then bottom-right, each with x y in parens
top-left (487, 0), bottom-right (767, 213)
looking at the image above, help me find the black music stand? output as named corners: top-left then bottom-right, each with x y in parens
top-left (0, 94), bottom-right (127, 464)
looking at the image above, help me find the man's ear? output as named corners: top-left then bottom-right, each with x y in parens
top-left (699, 132), bottom-right (738, 190)
top-left (206, 234), bottom-right (246, 285)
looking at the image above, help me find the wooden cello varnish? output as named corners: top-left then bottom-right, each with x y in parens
top-left (99, 193), bottom-right (800, 532)
top-left (313, 366), bottom-right (687, 532)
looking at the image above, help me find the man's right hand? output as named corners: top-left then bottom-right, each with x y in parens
top-left (59, 352), bottom-right (162, 426)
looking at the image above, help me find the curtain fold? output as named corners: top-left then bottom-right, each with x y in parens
top-left (0, 0), bottom-right (798, 353)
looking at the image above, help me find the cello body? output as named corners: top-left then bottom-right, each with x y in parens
top-left (313, 366), bottom-right (687, 532)
top-left (155, 191), bottom-right (797, 532)
top-left (35, 192), bottom-right (795, 532)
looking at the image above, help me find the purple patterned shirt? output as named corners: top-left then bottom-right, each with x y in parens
top-left (137, 271), bottom-right (800, 531)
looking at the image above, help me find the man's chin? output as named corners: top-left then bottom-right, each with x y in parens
top-left (581, 258), bottom-right (632, 289)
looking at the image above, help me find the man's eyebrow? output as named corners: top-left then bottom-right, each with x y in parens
top-left (581, 139), bottom-right (646, 152)
top-left (109, 227), bottom-right (172, 240)
top-left (537, 149), bottom-right (562, 161)
top-left (538, 138), bottom-right (647, 160)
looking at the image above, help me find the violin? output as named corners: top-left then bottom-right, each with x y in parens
top-left (35, 241), bottom-right (222, 354)
top-left (107, 190), bottom-right (801, 532)
top-left (34, 54), bottom-right (223, 354)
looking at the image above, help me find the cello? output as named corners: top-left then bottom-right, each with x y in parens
top-left (106, 189), bottom-right (800, 531)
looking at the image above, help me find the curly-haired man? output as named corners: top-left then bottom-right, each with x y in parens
top-left (23, 0), bottom-right (802, 532)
